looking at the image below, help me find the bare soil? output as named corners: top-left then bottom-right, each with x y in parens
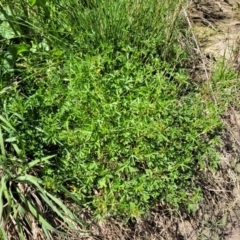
top-left (190, 1), bottom-right (240, 58)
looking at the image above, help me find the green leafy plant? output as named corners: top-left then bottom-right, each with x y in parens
top-left (0, 114), bottom-right (83, 239)
top-left (0, 0), bottom-right (224, 235)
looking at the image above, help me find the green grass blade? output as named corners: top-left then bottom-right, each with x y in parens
top-left (16, 190), bottom-right (59, 233)
top-left (0, 116), bottom-right (15, 132)
top-left (23, 155), bottom-right (55, 172)
top-left (0, 180), bottom-right (4, 223)
top-left (2, 179), bottom-right (12, 224)
top-left (46, 189), bottom-right (85, 227)
top-left (41, 226), bottom-right (52, 240)
top-left (45, 192), bottom-right (80, 224)
top-left (12, 143), bottom-right (21, 156)
top-left (12, 205), bottom-right (26, 240)
top-left (60, 186), bottom-right (82, 204)
top-left (38, 192), bottom-right (66, 221)
top-left (0, 227), bottom-right (8, 240)
top-left (15, 174), bottom-right (77, 230)
top-left (16, 174), bottom-right (43, 186)
top-left (0, 127), bottom-right (6, 157)
top-left (26, 201), bottom-right (58, 232)
top-left (0, 175), bottom-right (9, 225)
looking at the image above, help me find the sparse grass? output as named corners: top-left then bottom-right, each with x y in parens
top-left (0, 0), bottom-right (231, 239)
top-left (211, 59), bottom-right (240, 110)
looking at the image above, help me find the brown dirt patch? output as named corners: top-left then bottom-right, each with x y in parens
top-left (188, 0), bottom-right (240, 67)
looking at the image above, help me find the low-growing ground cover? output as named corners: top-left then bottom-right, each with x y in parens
top-left (0, 0), bottom-right (234, 239)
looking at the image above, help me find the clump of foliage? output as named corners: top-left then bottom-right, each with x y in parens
top-left (0, 0), bottom-right (222, 238)
top-left (0, 118), bottom-right (82, 239)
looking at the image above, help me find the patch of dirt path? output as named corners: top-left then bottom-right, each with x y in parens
top-left (188, 0), bottom-right (240, 64)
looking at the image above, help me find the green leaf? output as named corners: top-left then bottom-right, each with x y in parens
top-left (2, 46), bottom-right (17, 73)
top-left (0, 21), bottom-right (15, 39)
top-left (15, 43), bottom-right (30, 55)
top-left (52, 48), bottom-right (63, 57)
top-left (28, 0), bottom-right (37, 6)
top-left (5, 137), bottom-right (16, 142)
